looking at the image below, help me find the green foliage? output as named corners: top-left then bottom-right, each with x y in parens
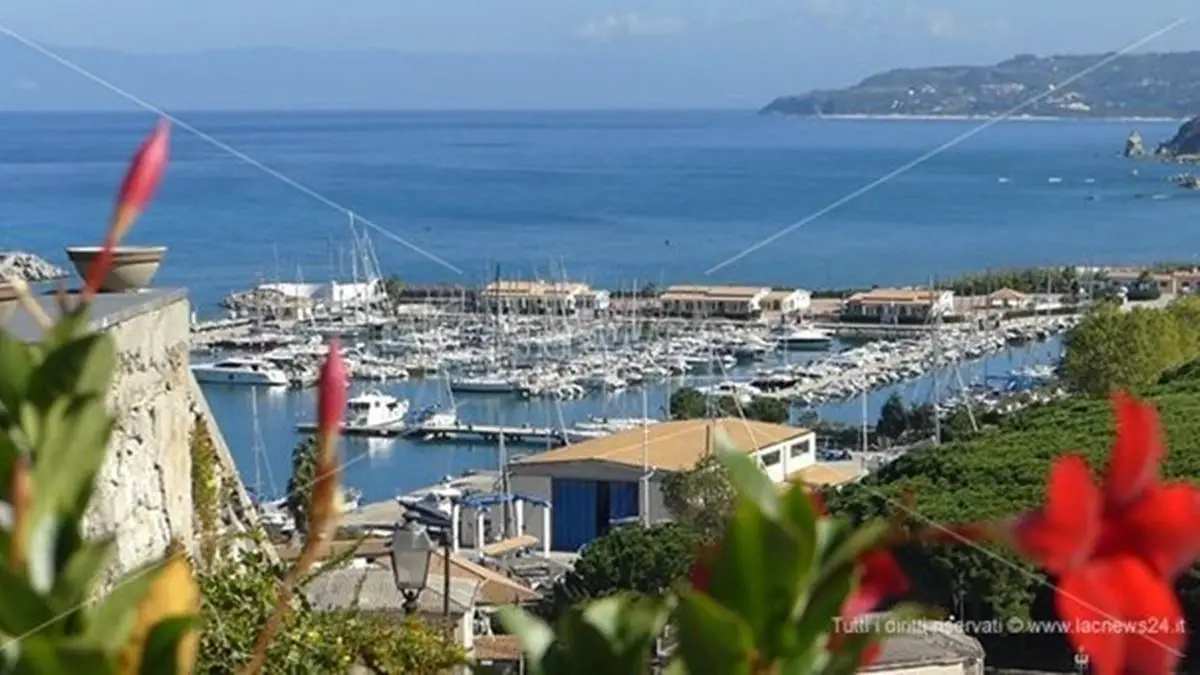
top-left (660, 455), bottom-right (738, 543)
top-left (381, 276), bottom-right (405, 305)
top-left (190, 415), bottom-right (220, 567)
top-left (196, 550), bottom-right (466, 675)
top-left (668, 387), bottom-right (790, 424)
top-left (942, 266), bottom-right (1081, 296)
top-left (538, 524), bottom-right (699, 620)
top-left (285, 438), bottom-right (317, 536)
top-left (0, 308), bottom-right (197, 674)
top-left (1061, 297), bottom-right (1200, 395)
top-left (502, 437), bottom-right (917, 675)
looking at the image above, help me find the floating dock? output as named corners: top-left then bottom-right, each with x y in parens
top-left (409, 423), bottom-right (590, 446)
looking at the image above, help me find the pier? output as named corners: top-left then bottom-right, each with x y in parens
top-left (294, 421), bottom-right (414, 437)
top-left (410, 422), bottom-right (591, 447)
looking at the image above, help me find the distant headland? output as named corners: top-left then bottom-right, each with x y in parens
top-left (761, 51), bottom-right (1200, 119)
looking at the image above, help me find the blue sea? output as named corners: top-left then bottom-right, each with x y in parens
top-left (1, 110), bottom-right (1192, 501)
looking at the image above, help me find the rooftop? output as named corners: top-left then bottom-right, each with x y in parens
top-left (483, 279), bottom-right (591, 296)
top-left (2, 287), bottom-right (187, 342)
top-left (660, 284), bottom-right (769, 300)
top-left (305, 564), bottom-right (476, 616)
top-left (987, 287), bottom-right (1032, 300)
top-left (847, 287), bottom-right (946, 305)
top-left (512, 418), bottom-right (811, 472)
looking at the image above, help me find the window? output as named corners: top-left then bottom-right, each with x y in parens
top-left (790, 441), bottom-right (810, 458)
top-left (760, 450), bottom-right (781, 467)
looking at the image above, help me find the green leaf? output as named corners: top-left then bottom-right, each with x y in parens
top-left (790, 565), bottom-right (854, 658)
top-left (705, 499), bottom-right (816, 656)
top-left (30, 396), bottom-right (113, 525)
top-left (13, 635), bottom-right (116, 675)
top-left (558, 604), bottom-right (623, 673)
top-left (51, 538), bottom-right (113, 609)
top-left (0, 332), bottom-right (34, 411)
top-left (496, 606), bottom-right (555, 670)
top-left (674, 591), bottom-right (756, 675)
top-left (26, 333), bottom-right (115, 408)
top-left (714, 447), bottom-right (779, 521)
top-left (0, 566), bottom-right (59, 636)
top-left (821, 519), bottom-right (891, 578)
top-left (25, 514), bottom-right (60, 595)
top-left (83, 561), bottom-right (160, 654)
top-left (138, 616), bottom-right (198, 675)
top-left (817, 629), bottom-right (876, 675)
top-left (779, 483), bottom-right (821, 533)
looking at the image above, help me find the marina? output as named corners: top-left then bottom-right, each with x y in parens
top-left (199, 278), bottom-right (1074, 506)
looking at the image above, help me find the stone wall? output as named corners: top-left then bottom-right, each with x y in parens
top-left (75, 290), bottom-right (268, 589)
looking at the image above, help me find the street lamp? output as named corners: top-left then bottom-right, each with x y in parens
top-left (1074, 651), bottom-right (1089, 674)
top-left (390, 517), bottom-right (434, 615)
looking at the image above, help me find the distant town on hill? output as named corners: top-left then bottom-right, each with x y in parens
top-left (761, 51), bottom-right (1200, 119)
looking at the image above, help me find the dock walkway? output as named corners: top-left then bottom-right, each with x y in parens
top-left (411, 422), bottom-right (589, 446)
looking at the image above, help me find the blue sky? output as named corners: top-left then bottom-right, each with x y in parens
top-left (0, 1), bottom-right (1198, 109)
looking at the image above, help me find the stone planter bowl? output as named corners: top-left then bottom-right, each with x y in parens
top-left (65, 246), bottom-right (167, 293)
top-left (0, 281), bottom-right (17, 325)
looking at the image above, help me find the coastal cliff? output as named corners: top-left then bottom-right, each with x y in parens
top-left (1157, 116), bottom-right (1200, 157)
top-left (762, 51), bottom-right (1200, 118)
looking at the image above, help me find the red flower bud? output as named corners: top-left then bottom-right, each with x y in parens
top-left (84, 120), bottom-right (171, 301)
top-left (316, 339), bottom-right (348, 438)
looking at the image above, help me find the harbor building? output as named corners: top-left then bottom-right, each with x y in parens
top-left (658, 285), bottom-right (772, 319)
top-left (983, 288), bottom-right (1035, 310)
top-left (840, 287), bottom-right (955, 324)
top-left (507, 418), bottom-right (818, 553)
top-left (761, 288), bottom-right (813, 316)
top-left (478, 279), bottom-right (610, 316)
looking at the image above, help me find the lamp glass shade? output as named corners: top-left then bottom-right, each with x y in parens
top-left (390, 519), bottom-right (434, 592)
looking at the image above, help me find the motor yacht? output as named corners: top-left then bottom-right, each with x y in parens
top-left (191, 357), bottom-right (289, 386)
top-left (345, 391), bottom-right (409, 428)
top-left (775, 326), bottom-right (834, 351)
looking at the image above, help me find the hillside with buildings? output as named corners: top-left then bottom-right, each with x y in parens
top-left (761, 51), bottom-right (1200, 118)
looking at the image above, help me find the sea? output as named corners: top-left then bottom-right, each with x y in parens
top-left (2, 110), bottom-right (1194, 501)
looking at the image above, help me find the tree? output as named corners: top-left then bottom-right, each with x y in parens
top-left (660, 454), bottom-right (738, 542)
top-left (669, 388), bottom-right (708, 419)
top-left (537, 523), bottom-right (699, 620)
top-left (875, 393), bottom-right (909, 440)
top-left (286, 437), bottom-right (317, 535)
top-left (742, 397), bottom-right (790, 424)
top-left (1060, 300), bottom-right (1200, 395)
top-left (669, 387), bottom-right (792, 424)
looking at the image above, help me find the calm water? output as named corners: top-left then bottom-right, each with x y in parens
top-left (0, 110), bottom-right (1186, 500)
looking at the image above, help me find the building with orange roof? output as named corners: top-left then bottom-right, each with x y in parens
top-left (841, 287), bottom-right (954, 324)
top-left (507, 417), bottom-right (817, 552)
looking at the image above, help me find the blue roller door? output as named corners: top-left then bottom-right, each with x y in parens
top-left (551, 479), bottom-right (598, 552)
top-left (608, 481), bottom-right (640, 523)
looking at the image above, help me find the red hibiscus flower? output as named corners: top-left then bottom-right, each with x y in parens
top-left (937, 393), bottom-right (1200, 675)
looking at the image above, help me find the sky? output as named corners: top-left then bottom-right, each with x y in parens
top-left (0, 0), bottom-right (1198, 109)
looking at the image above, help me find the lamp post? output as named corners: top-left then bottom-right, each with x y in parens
top-left (390, 517), bottom-right (434, 615)
top-left (1074, 651), bottom-right (1089, 674)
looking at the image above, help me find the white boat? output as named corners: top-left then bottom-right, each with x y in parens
top-left (450, 375), bottom-right (517, 394)
top-left (698, 381), bottom-right (763, 404)
top-left (412, 405), bottom-right (459, 430)
top-left (191, 357), bottom-right (289, 386)
top-left (776, 326), bottom-right (834, 351)
top-left (578, 371), bottom-right (627, 391)
top-left (345, 391), bottom-right (409, 428)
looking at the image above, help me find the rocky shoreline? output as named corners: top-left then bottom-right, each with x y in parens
top-left (0, 252), bottom-right (67, 283)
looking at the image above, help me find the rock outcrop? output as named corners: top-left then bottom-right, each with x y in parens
top-left (1124, 130), bottom-right (1145, 157)
top-left (1157, 116), bottom-right (1200, 157)
top-left (0, 251), bottom-right (66, 282)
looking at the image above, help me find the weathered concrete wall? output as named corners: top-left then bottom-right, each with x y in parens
top-left (79, 291), bottom-right (269, 589)
top-left (85, 295), bottom-right (195, 589)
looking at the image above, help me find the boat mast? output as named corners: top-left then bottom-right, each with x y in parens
top-left (641, 386), bottom-right (651, 526)
top-left (930, 278), bottom-right (942, 446)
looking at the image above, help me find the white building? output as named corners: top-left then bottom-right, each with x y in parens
top-left (841, 287), bottom-right (955, 324)
top-left (658, 285), bottom-right (773, 319)
top-left (761, 288), bottom-right (813, 315)
top-left (258, 279), bottom-right (386, 306)
top-left (478, 280), bottom-right (610, 315)
top-left (507, 418), bottom-right (820, 553)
